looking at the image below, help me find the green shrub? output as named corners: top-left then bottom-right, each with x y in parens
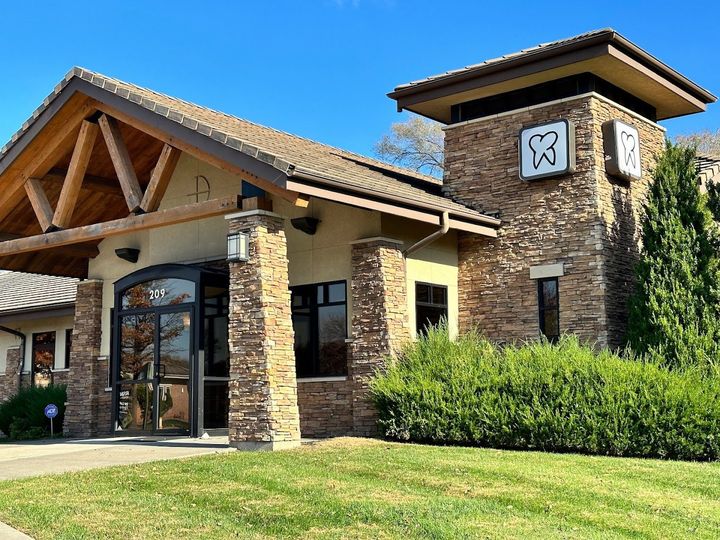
top-left (370, 328), bottom-right (720, 460)
top-left (0, 385), bottom-right (67, 439)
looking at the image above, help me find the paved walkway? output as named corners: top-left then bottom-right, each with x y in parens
top-left (0, 436), bottom-right (233, 481)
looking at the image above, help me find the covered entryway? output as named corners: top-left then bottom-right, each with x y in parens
top-left (112, 264), bottom-right (229, 438)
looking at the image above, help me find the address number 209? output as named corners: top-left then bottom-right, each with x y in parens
top-left (149, 289), bottom-right (166, 301)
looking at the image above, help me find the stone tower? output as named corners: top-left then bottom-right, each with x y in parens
top-left (389, 29), bottom-right (715, 348)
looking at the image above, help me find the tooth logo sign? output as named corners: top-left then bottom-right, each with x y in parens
top-left (519, 119), bottom-right (575, 181)
top-left (603, 120), bottom-right (641, 181)
top-left (529, 131), bottom-right (559, 169)
top-left (620, 131), bottom-right (636, 169)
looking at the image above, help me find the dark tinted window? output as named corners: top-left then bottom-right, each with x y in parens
top-left (32, 332), bottom-right (56, 387)
top-left (538, 278), bottom-right (560, 342)
top-left (291, 281), bottom-right (347, 377)
top-left (416, 283), bottom-right (448, 334)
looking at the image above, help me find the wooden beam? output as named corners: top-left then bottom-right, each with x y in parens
top-left (140, 144), bottom-right (181, 212)
top-left (98, 114), bottom-right (143, 212)
top-left (24, 178), bottom-right (55, 232)
top-left (0, 97), bottom-right (95, 224)
top-left (52, 121), bottom-right (99, 229)
top-left (45, 168), bottom-right (124, 196)
top-left (0, 233), bottom-right (100, 258)
top-left (0, 196), bottom-right (240, 256)
top-left (89, 99), bottom-right (304, 205)
top-left (295, 193), bottom-right (311, 208)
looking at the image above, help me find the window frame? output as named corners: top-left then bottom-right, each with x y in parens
top-left (64, 328), bottom-right (73, 369)
top-left (31, 330), bottom-right (57, 386)
top-left (537, 277), bottom-right (560, 342)
top-left (290, 280), bottom-right (348, 378)
top-left (415, 282), bottom-right (449, 335)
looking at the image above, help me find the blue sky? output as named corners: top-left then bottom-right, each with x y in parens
top-left (1, 1), bottom-right (718, 158)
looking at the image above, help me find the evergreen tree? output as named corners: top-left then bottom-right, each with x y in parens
top-left (627, 142), bottom-right (720, 370)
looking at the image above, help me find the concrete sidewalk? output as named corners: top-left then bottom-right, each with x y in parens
top-left (0, 436), bottom-right (233, 481)
top-left (0, 521), bottom-right (33, 539)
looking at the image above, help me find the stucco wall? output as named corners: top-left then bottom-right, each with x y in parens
top-left (89, 154), bottom-right (245, 356)
top-left (0, 314), bottom-right (74, 373)
top-left (381, 215), bottom-right (459, 338)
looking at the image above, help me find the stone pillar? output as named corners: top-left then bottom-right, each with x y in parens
top-left (350, 237), bottom-right (410, 436)
top-left (0, 347), bottom-right (22, 402)
top-left (64, 279), bottom-right (107, 438)
top-left (227, 210), bottom-right (300, 450)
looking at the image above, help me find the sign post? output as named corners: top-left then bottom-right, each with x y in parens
top-left (44, 403), bottom-right (59, 438)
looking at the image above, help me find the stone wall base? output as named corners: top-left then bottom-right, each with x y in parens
top-left (297, 379), bottom-right (353, 438)
top-left (232, 440), bottom-right (302, 451)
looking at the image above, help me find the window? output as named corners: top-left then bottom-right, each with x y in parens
top-left (538, 278), bottom-right (560, 342)
top-left (291, 281), bottom-right (347, 378)
top-left (64, 328), bottom-right (73, 369)
top-left (415, 283), bottom-right (448, 334)
top-left (32, 331), bottom-right (56, 387)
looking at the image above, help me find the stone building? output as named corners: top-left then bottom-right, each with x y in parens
top-left (0, 29), bottom-right (716, 447)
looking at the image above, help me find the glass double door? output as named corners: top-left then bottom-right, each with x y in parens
top-left (116, 307), bottom-right (193, 434)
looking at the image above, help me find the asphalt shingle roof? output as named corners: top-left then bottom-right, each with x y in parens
top-left (0, 271), bottom-right (77, 315)
top-left (393, 29), bottom-right (614, 92)
top-left (0, 68), bottom-right (495, 223)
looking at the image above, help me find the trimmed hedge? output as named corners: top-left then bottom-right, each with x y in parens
top-left (370, 328), bottom-right (720, 460)
top-left (0, 385), bottom-right (66, 440)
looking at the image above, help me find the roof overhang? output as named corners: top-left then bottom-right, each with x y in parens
top-left (389, 30), bottom-right (716, 123)
top-left (0, 70), bottom-right (500, 277)
top-left (0, 303), bottom-right (75, 325)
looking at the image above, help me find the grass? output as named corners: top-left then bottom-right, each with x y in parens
top-left (0, 438), bottom-right (719, 539)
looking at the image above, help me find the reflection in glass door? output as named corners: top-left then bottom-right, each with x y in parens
top-left (157, 311), bottom-right (191, 431)
top-left (115, 308), bottom-right (192, 434)
top-left (113, 265), bottom-right (230, 437)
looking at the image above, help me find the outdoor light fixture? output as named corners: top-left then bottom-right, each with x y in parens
top-left (115, 248), bottom-right (140, 263)
top-left (291, 217), bottom-right (320, 235)
top-left (227, 232), bottom-right (249, 261)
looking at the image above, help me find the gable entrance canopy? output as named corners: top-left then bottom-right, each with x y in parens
top-left (0, 68), bottom-right (500, 278)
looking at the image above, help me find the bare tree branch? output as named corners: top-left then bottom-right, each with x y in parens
top-left (374, 116), bottom-right (445, 177)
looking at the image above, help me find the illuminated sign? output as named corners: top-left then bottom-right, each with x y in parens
top-left (518, 119), bottom-right (576, 181)
top-left (602, 120), bottom-right (641, 181)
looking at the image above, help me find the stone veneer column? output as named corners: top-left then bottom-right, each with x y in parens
top-left (227, 210), bottom-right (300, 450)
top-left (64, 279), bottom-right (106, 438)
top-left (350, 237), bottom-right (410, 436)
top-left (0, 347), bottom-right (22, 402)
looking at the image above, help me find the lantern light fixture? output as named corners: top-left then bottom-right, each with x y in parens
top-left (227, 232), bottom-right (249, 262)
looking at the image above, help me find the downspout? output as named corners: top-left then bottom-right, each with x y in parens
top-left (403, 211), bottom-right (450, 257)
top-left (0, 325), bottom-right (26, 390)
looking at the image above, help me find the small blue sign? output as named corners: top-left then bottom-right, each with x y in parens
top-left (44, 403), bottom-right (59, 419)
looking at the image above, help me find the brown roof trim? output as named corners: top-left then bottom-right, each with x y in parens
top-left (0, 303), bottom-right (75, 322)
top-left (286, 178), bottom-right (497, 237)
top-left (287, 167), bottom-right (501, 228)
top-left (389, 29), bottom-right (715, 108)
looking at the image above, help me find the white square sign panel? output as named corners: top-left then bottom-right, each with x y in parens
top-left (518, 119), bottom-right (576, 181)
top-left (602, 119), bottom-right (641, 181)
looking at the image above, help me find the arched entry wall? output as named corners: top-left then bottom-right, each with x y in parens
top-left (111, 263), bottom-right (229, 437)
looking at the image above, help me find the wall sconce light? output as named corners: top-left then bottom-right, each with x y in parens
top-left (115, 248), bottom-right (140, 263)
top-left (291, 217), bottom-right (320, 235)
top-left (227, 232), bottom-right (249, 261)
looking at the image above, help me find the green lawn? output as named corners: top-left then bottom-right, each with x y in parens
top-left (0, 438), bottom-right (719, 539)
